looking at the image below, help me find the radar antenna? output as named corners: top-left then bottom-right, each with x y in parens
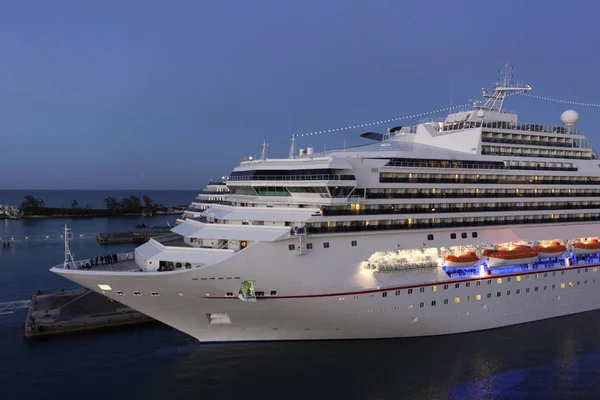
top-left (475, 62), bottom-right (531, 112)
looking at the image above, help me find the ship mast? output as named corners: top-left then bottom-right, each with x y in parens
top-left (475, 62), bottom-right (531, 112)
top-left (63, 224), bottom-right (76, 270)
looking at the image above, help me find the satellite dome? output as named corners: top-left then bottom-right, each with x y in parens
top-left (560, 110), bottom-right (579, 127)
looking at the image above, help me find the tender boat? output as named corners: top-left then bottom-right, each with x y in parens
top-left (445, 251), bottom-right (479, 268)
top-left (535, 242), bottom-right (566, 258)
top-left (482, 246), bottom-right (539, 267)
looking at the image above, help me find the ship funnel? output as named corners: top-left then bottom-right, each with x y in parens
top-left (306, 147), bottom-right (314, 155)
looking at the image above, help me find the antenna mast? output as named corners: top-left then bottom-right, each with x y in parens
top-left (63, 224), bottom-right (76, 270)
top-left (288, 135), bottom-right (296, 159)
top-left (261, 140), bottom-right (269, 160)
top-left (475, 62), bottom-right (531, 112)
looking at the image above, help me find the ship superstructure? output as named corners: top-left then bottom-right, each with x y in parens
top-left (178, 179), bottom-right (230, 223)
top-left (52, 66), bottom-right (600, 342)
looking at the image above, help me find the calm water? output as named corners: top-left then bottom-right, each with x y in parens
top-left (0, 189), bottom-right (199, 209)
top-left (2, 208), bottom-right (600, 398)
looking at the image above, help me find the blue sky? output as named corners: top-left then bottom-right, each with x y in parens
top-left (1, 0), bottom-right (599, 189)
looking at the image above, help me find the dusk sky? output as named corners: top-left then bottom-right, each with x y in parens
top-left (1, 0), bottom-right (599, 189)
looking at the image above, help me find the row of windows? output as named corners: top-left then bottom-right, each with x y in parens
top-left (288, 240), bottom-right (357, 251)
top-left (427, 232), bottom-right (478, 241)
top-left (321, 201), bottom-right (600, 217)
top-left (383, 157), bottom-right (576, 172)
top-left (365, 188), bottom-right (600, 199)
top-left (377, 268), bottom-right (598, 298)
top-left (481, 146), bottom-right (590, 160)
top-left (379, 172), bottom-right (600, 185)
top-left (306, 213), bottom-right (600, 234)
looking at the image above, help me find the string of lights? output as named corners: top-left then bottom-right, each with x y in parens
top-left (294, 103), bottom-right (471, 138)
top-left (519, 93), bottom-right (600, 108)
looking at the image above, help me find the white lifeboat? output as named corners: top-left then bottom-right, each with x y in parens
top-left (482, 245), bottom-right (538, 267)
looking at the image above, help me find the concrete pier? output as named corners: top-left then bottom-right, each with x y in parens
top-left (24, 289), bottom-right (155, 337)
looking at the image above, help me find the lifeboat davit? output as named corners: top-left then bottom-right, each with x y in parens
top-left (571, 239), bottom-right (600, 255)
top-left (535, 242), bottom-right (566, 258)
top-left (482, 246), bottom-right (539, 267)
top-left (445, 251), bottom-right (479, 268)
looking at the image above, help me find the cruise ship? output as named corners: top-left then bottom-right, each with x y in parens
top-left (52, 66), bottom-right (600, 342)
top-left (178, 179), bottom-right (230, 223)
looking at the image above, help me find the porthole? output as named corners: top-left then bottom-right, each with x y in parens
top-left (133, 291), bottom-right (142, 296)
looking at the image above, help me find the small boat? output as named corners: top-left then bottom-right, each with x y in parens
top-left (571, 239), bottom-right (600, 255)
top-left (445, 251), bottom-right (479, 268)
top-left (535, 241), bottom-right (566, 258)
top-left (482, 246), bottom-right (538, 267)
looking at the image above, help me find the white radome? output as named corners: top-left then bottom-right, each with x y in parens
top-left (560, 109), bottom-right (579, 126)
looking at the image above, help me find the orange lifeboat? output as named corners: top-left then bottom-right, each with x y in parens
top-left (445, 251), bottom-right (479, 268)
top-left (535, 242), bottom-right (566, 258)
top-left (482, 246), bottom-right (538, 267)
top-left (571, 238), bottom-right (600, 255)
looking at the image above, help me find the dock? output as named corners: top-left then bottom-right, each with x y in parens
top-left (24, 288), bottom-right (155, 338)
top-left (96, 228), bottom-right (171, 245)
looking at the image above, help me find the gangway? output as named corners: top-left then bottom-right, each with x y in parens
top-left (0, 300), bottom-right (31, 315)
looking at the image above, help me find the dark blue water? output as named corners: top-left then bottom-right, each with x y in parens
top-left (0, 189), bottom-right (199, 209)
top-left (2, 199), bottom-right (600, 399)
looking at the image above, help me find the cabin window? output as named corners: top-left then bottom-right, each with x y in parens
top-left (444, 299), bottom-right (449, 304)
top-left (395, 290), bottom-right (401, 296)
top-left (444, 284), bottom-right (448, 290)
top-left (256, 291), bottom-right (265, 296)
top-left (569, 282), bottom-right (573, 287)
top-left (455, 283), bottom-right (460, 288)
top-left (472, 232), bottom-right (478, 238)
top-left (133, 291), bottom-right (142, 296)
top-left (451, 233), bottom-right (457, 239)
top-left (351, 240), bottom-right (357, 247)
top-left (382, 292), bottom-right (387, 297)
top-left (306, 243), bottom-right (313, 249)
top-left (506, 291), bottom-right (511, 295)
top-left (466, 282), bottom-right (471, 287)
top-left (454, 297), bottom-right (460, 303)
top-left (526, 288), bottom-right (530, 293)
top-left (577, 281), bottom-right (581, 286)
top-left (116, 291), bottom-right (124, 296)
top-left (427, 234), bottom-right (434, 241)
top-left (431, 300), bottom-right (437, 306)
top-left (487, 280), bottom-right (492, 285)
top-left (585, 280), bottom-right (588, 284)
top-left (432, 286), bottom-right (437, 292)
top-left (516, 276), bottom-right (521, 281)
top-left (420, 302), bottom-right (424, 308)
top-left (465, 296), bottom-right (471, 301)
top-left (226, 292), bottom-right (233, 297)
top-left (507, 277), bottom-right (512, 282)
top-left (475, 294), bottom-right (481, 300)
top-left (408, 289), bottom-right (413, 294)
top-left (323, 242), bottom-right (330, 248)
top-left (271, 291), bottom-right (277, 296)
top-left (288, 244), bottom-right (295, 251)
top-left (535, 287), bottom-right (539, 292)
top-left (151, 292), bottom-right (159, 297)
top-left (461, 233), bottom-right (467, 239)
top-left (419, 287), bottom-right (425, 293)
top-left (497, 292), bottom-right (501, 297)
top-left (487, 293), bottom-right (492, 298)
top-left (516, 289), bottom-right (521, 294)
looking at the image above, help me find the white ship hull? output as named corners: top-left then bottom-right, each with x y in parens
top-left (53, 222), bottom-right (600, 342)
